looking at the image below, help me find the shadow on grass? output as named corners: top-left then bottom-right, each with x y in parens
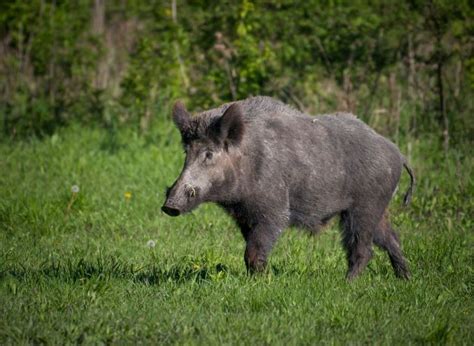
top-left (0, 257), bottom-right (232, 286)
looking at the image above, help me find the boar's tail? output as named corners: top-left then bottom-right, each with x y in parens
top-left (402, 158), bottom-right (415, 206)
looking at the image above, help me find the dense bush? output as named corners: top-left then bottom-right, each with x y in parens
top-left (0, 0), bottom-right (472, 143)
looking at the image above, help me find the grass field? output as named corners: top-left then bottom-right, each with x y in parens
top-left (0, 122), bottom-right (473, 344)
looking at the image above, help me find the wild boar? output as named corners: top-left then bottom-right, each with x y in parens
top-left (162, 96), bottom-right (415, 280)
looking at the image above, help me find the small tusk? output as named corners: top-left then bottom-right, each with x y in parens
top-left (185, 184), bottom-right (196, 198)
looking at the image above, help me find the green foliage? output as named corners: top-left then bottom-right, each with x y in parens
top-left (1, 0), bottom-right (473, 139)
top-left (0, 123), bottom-right (472, 343)
top-left (119, 3), bottom-right (187, 129)
top-left (0, 0), bottom-right (103, 137)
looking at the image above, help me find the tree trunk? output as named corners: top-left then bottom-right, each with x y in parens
top-left (436, 59), bottom-right (449, 151)
top-left (172, 0), bottom-right (189, 89)
top-left (407, 32), bottom-right (417, 101)
top-left (92, 0), bottom-right (107, 90)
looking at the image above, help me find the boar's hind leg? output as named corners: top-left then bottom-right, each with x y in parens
top-left (340, 209), bottom-right (375, 280)
top-left (241, 223), bottom-right (282, 274)
top-left (373, 212), bottom-right (410, 279)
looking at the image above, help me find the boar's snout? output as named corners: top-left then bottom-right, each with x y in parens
top-left (161, 203), bottom-right (181, 217)
top-left (161, 183), bottom-right (201, 217)
top-left (161, 186), bottom-right (183, 216)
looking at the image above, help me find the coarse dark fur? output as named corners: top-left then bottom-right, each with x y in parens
top-left (162, 96), bottom-right (415, 280)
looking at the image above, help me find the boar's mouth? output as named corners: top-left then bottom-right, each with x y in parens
top-left (161, 205), bottom-right (181, 217)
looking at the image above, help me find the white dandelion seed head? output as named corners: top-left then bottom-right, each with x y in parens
top-left (146, 240), bottom-right (156, 248)
top-left (71, 185), bottom-right (80, 193)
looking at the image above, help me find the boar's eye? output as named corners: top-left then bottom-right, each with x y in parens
top-left (205, 151), bottom-right (213, 160)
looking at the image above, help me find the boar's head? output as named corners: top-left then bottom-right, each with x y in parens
top-left (162, 101), bottom-right (245, 216)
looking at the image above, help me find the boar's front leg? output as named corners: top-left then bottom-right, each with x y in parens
top-left (240, 222), bottom-right (282, 274)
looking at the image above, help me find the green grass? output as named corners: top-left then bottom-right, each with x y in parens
top-left (0, 122), bottom-right (473, 344)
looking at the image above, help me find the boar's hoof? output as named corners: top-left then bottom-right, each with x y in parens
top-left (394, 265), bottom-right (411, 280)
top-left (246, 263), bottom-right (267, 274)
top-left (245, 258), bottom-right (267, 274)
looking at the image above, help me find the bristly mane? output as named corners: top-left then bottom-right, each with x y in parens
top-left (182, 96), bottom-right (300, 144)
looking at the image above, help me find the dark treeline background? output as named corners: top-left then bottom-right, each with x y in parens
top-left (1, 0), bottom-right (472, 146)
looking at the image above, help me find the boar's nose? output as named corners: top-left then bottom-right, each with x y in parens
top-left (161, 204), bottom-right (181, 217)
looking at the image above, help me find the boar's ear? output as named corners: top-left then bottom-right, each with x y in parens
top-left (172, 101), bottom-right (191, 134)
top-left (214, 103), bottom-right (245, 147)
